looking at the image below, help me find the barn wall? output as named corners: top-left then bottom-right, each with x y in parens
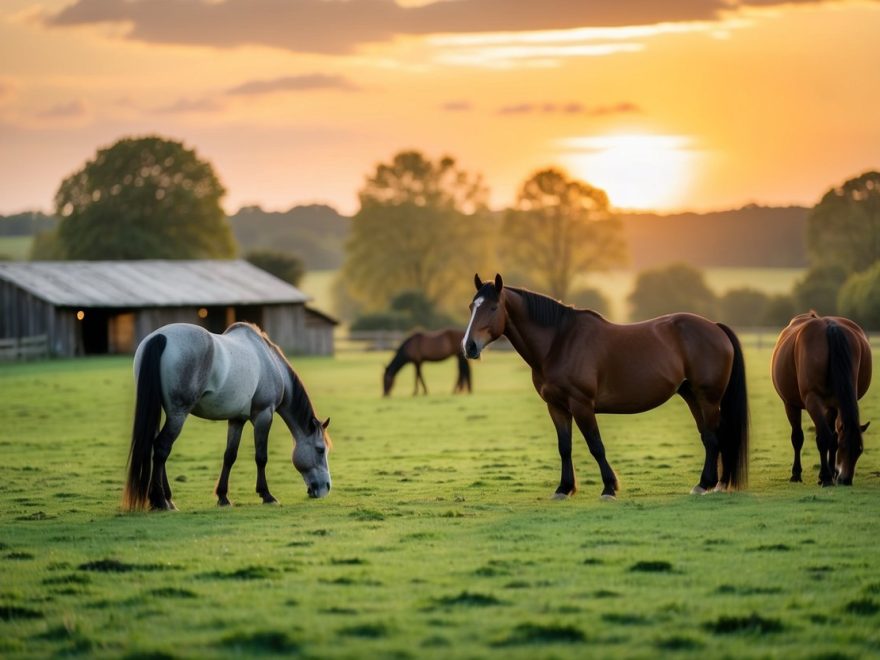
top-left (0, 281), bottom-right (52, 338)
top-left (304, 313), bottom-right (335, 356)
top-left (262, 304), bottom-right (306, 353)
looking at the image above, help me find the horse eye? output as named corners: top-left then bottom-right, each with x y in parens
top-left (316, 446), bottom-right (325, 455)
top-left (490, 305), bottom-right (498, 312)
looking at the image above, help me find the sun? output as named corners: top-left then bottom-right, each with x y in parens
top-left (558, 134), bottom-right (698, 211)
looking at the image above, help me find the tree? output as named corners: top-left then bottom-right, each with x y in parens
top-left (500, 168), bottom-right (625, 301)
top-left (628, 263), bottom-right (717, 321)
top-left (807, 171), bottom-right (880, 274)
top-left (342, 150), bottom-right (492, 313)
top-left (245, 250), bottom-right (304, 287)
top-left (838, 263), bottom-right (880, 330)
top-left (718, 287), bottom-right (770, 327)
top-left (792, 265), bottom-right (847, 316)
top-left (54, 136), bottom-right (235, 259)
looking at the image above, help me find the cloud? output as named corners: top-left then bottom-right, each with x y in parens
top-left (440, 100), bottom-right (472, 112)
top-left (226, 74), bottom-right (359, 96)
top-left (44, 0), bottom-right (862, 55)
top-left (497, 101), bottom-right (640, 116)
top-left (36, 99), bottom-right (88, 119)
top-left (155, 96), bottom-right (224, 114)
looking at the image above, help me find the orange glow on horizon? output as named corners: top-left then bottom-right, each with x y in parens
top-left (558, 134), bottom-right (699, 211)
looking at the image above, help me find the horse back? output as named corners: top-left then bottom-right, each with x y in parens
top-left (772, 314), bottom-right (871, 407)
top-left (411, 328), bottom-right (464, 362)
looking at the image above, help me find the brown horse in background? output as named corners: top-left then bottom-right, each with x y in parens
top-left (462, 274), bottom-right (749, 499)
top-left (771, 312), bottom-right (871, 486)
top-left (383, 329), bottom-right (472, 396)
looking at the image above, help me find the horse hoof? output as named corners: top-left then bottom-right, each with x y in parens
top-left (600, 493), bottom-right (616, 501)
top-left (790, 475), bottom-right (802, 483)
top-left (712, 483), bottom-right (726, 493)
top-left (217, 498), bottom-right (232, 507)
top-left (690, 485), bottom-right (708, 495)
top-left (166, 500), bottom-right (178, 511)
top-left (262, 498), bottom-right (280, 505)
top-left (551, 492), bottom-right (570, 500)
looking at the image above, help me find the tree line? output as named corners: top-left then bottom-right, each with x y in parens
top-left (4, 135), bottom-right (879, 329)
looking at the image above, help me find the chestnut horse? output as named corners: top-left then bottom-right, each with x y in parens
top-left (771, 312), bottom-right (871, 486)
top-left (462, 274), bottom-right (749, 499)
top-left (383, 329), bottom-right (471, 396)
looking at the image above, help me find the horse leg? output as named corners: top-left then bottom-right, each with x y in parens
top-left (253, 409), bottom-right (278, 504)
top-left (804, 393), bottom-right (835, 486)
top-left (572, 405), bottom-right (619, 499)
top-left (215, 419), bottom-right (244, 506)
top-left (547, 404), bottom-right (575, 499)
top-left (416, 364), bottom-right (428, 395)
top-left (678, 384), bottom-right (721, 493)
top-left (784, 404), bottom-right (804, 482)
top-left (149, 413), bottom-right (185, 511)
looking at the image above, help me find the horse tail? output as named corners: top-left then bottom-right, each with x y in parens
top-left (456, 350), bottom-right (472, 393)
top-left (826, 320), bottom-right (861, 459)
top-left (716, 323), bottom-right (750, 489)
top-left (122, 334), bottom-right (167, 511)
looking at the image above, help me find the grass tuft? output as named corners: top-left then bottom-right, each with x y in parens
top-left (220, 630), bottom-right (300, 654)
top-left (494, 622), bottom-right (587, 645)
top-left (629, 560), bottom-right (674, 573)
top-left (705, 613), bottom-right (784, 634)
top-left (844, 598), bottom-right (880, 616)
top-left (431, 591), bottom-right (504, 607)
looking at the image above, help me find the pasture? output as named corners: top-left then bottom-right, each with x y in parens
top-left (1, 346), bottom-right (879, 658)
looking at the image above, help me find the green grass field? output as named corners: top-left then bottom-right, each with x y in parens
top-left (0, 236), bottom-right (34, 261)
top-left (2, 347), bottom-right (879, 659)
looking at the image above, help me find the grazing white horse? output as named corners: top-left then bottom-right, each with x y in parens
top-left (123, 322), bottom-right (331, 511)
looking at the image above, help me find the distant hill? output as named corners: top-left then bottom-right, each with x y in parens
top-left (229, 204), bottom-right (350, 270)
top-left (620, 205), bottom-right (808, 269)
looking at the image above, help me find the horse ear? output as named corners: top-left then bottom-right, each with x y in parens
top-left (474, 273), bottom-right (483, 291)
top-left (322, 417), bottom-right (331, 430)
top-left (494, 273), bottom-right (503, 293)
top-left (862, 421), bottom-right (870, 433)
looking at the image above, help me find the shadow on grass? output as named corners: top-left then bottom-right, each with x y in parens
top-left (493, 622), bottom-right (587, 646)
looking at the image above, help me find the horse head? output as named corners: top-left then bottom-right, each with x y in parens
top-left (835, 419), bottom-right (869, 485)
top-left (293, 417), bottom-right (332, 498)
top-left (463, 273), bottom-right (506, 359)
top-left (382, 364), bottom-right (394, 396)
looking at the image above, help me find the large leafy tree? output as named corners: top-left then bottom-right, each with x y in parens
top-left (55, 136), bottom-right (235, 259)
top-left (806, 171), bottom-right (880, 274)
top-left (628, 263), bottom-right (717, 321)
top-left (500, 168), bottom-right (625, 301)
top-left (342, 150), bottom-right (492, 312)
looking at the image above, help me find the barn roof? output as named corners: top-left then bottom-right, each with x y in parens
top-left (0, 260), bottom-right (311, 308)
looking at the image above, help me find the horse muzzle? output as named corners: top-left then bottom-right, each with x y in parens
top-left (464, 339), bottom-right (482, 360)
top-left (307, 481), bottom-right (331, 498)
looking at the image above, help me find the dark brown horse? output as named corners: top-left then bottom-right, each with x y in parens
top-left (771, 312), bottom-right (871, 486)
top-left (462, 274), bottom-right (749, 499)
top-left (383, 329), bottom-right (472, 396)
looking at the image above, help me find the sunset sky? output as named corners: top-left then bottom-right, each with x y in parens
top-left (1, 0), bottom-right (879, 216)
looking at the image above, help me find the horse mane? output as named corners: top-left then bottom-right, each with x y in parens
top-left (506, 287), bottom-right (602, 327)
top-left (229, 322), bottom-right (326, 442)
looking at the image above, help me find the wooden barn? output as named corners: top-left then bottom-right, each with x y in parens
top-left (0, 260), bottom-right (337, 358)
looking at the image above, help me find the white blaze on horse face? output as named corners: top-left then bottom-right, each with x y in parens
top-left (463, 296), bottom-right (485, 353)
